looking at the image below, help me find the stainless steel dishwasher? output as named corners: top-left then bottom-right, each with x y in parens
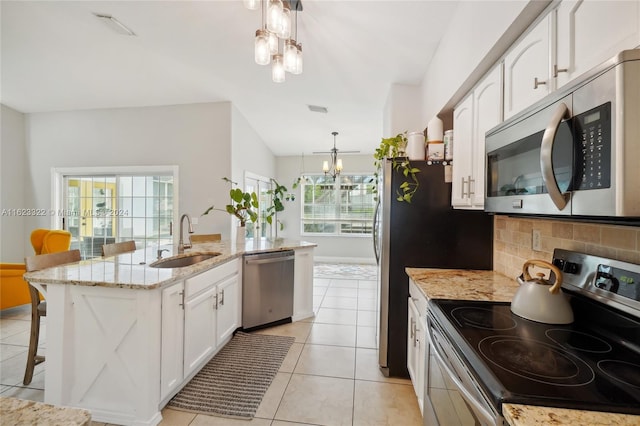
top-left (242, 250), bottom-right (295, 329)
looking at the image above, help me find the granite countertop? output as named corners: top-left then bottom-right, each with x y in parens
top-left (0, 396), bottom-right (91, 425)
top-left (405, 267), bottom-right (640, 426)
top-left (23, 238), bottom-right (316, 290)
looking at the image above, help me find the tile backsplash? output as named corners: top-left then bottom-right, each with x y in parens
top-left (493, 215), bottom-right (640, 278)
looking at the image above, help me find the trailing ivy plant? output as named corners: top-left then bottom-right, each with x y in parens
top-left (373, 132), bottom-right (421, 203)
top-left (265, 179), bottom-right (288, 231)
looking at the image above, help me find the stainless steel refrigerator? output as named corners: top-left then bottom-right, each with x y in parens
top-left (374, 159), bottom-right (493, 377)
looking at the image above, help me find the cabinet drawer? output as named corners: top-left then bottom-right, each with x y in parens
top-left (409, 279), bottom-right (428, 317)
top-left (185, 258), bottom-right (239, 299)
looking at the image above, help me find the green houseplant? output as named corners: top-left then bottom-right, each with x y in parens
top-left (373, 132), bottom-right (421, 203)
top-left (202, 177), bottom-right (259, 227)
top-left (265, 179), bottom-right (288, 232)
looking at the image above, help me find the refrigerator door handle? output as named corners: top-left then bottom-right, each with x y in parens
top-left (372, 198), bottom-right (381, 264)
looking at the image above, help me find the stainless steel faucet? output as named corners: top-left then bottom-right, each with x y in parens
top-left (178, 213), bottom-right (194, 254)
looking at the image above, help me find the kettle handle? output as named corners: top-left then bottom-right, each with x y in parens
top-left (523, 259), bottom-right (563, 294)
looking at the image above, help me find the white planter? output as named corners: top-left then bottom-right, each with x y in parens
top-left (236, 226), bottom-right (246, 244)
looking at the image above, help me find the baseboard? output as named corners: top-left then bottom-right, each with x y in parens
top-left (314, 256), bottom-right (376, 265)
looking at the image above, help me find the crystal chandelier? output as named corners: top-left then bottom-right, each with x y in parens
top-left (247, 0), bottom-right (303, 83)
top-left (323, 132), bottom-right (344, 180)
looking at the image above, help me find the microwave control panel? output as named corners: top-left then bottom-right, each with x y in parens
top-left (573, 102), bottom-right (611, 191)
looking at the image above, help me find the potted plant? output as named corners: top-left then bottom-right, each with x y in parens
top-left (265, 179), bottom-right (288, 235)
top-left (202, 177), bottom-right (258, 242)
top-left (373, 132), bottom-right (421, 203)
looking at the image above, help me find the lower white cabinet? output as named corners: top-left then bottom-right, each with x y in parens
top-left (407, 279), bottom-right (428, 415)
top-left (160, 258), bottom-right (240, 402)
top-left (293, 247), bottom-right (314, 321)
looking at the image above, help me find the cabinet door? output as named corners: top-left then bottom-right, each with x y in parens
top-left (216, 274), bottom-right (238, 344)
top-left (183, 286), bottom-right (217, 377)
top-left (452, 93), bottom-right (474, 207)
top-left (293, 247), bottom-right (314, 321)
top-left (472, 63), bottom-right (503, 206)
top-left (160, 282), bottom-right (184, 400)
top-left (555, 0), bottom-right (640, 89)
top-left (504, 15), bottom-right (551, 119)
top-left (407, 297), bottom-right (421, 402)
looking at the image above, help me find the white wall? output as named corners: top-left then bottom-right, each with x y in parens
top-left (22, 102), bottom-right (237, 254)
top-left (383, 84), bottom-right (424, 137)
top-left (1, 105), bottom-right (27, 262)
top-left (275, 154), bottom-right (376, 263)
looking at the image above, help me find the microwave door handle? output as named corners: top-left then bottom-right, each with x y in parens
top-left (540, 102), bottom-right (571, 210)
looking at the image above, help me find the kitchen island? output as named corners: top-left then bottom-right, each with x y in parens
top-left (23, 238), bottom-right (316, 426)
top-left (406, 268), bottom-right (640, 426)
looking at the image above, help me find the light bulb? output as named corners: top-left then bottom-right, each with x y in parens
top-left (272, 54), bottom-right (285, 83)
top-left (267, 0), bottom-right (283, 34)
top-left (267, 31), bottom-right (278, 55)
top-left (283, 39), bottom-right (297, 73)
top-left (279, 5), bottom-right (291, 38)
top-left (243, 0), bottom-right (259, 10)
top-left (336, 159), bottom-right (343, 172)
top-left (322, 161), bottom-right (329, 172)
top-left (254, 29), bottom-right (270, 65)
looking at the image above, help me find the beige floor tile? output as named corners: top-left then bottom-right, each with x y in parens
top-left (0, 344), bottom-right (27, 362)
top-left (279, 342), bottom-right (304, 373)
top-left (354, 348), bottom-right (412, 385)
top-left (158, 407), bottom-right (197, 425)
top-left (255, 372), bottom-right (291, 419)
top-left (356, 326), bottom-right (377, 349)
top-left (0, 305), bottom-right (31, 320)
top-left (314, 278), bottom-right (331, 287)
top-left (190, 414), bottom-right (272, 425)
top-left (0, 386), bottom-right (44, 402)
top-left (357, 297), bottom-right (378, 311)
top-left (313, 286), bottom-right (327, 296)
top-left (314, 307), bottom-right (357, 326)
top-left (329, 279), bottom-right (359, 289)
top-left (358, 280), bottom-right (377, 289)
top-left (353, 380), bottom-right (422, 426)
top-left (306, 323), bottom-right (356, 347)
top-left (0, 319), bottom-right (31, 340)
top-left (274, 374), bottom-right (354, 426)
top-left (357, 310), bottom-right (377, 327)
top-left (271, 421), bottom-right (317, 426)
top-left (0, 350), bottom-right (45, 387)
top-left (294, 344), bottom-right (355, 379)
top-left (320, 296), bottom-right (358, 310)
top-left (325, 287), bottom-right (358, 298)
top-left (357, 288), bottom-right (377, 299)
top-left (252, 322), bottom-right (312, 343)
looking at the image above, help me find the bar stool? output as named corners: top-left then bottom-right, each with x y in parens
top-left (101, 240), bottom-right (136, 257)
top-left (23, 249), bottom-right (81, 385)
top-left (189, 233), bottom-right (222, 243)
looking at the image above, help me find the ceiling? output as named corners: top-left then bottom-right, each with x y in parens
top-left (1, 1), bottom-right (459, 156)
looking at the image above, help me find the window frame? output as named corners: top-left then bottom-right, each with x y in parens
top-left (300, 172), bottom-right (376, 238)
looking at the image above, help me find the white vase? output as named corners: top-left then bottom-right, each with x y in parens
top-left (236, 225), bottom-right (246, 244)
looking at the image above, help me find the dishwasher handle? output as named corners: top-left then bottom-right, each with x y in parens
top-left (245, 254), bottom-right (295, 265)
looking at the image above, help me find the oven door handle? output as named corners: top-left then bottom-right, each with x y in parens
top-left (540, 102), bottom-right (570, 211)
top-left (427, 325), bottom-right (497, 426)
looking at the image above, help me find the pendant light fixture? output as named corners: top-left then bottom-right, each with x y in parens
top-left (323, 132), bottom-right (344, 180)
top-left (248, 1), bottom-right (303, 82)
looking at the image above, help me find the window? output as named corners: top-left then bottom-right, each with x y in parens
top-left (244, 173), bottom-right (273, 239)
top-left (54, 167), bottom-right (176, 259)
top-left (300, 174), bottom-right (376, 236)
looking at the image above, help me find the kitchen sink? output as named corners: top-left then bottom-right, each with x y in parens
top-left (150, 252), bottom-right (220, 268)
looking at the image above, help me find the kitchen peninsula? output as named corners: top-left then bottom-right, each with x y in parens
top-left (23, 238), bottom-right (316, 426)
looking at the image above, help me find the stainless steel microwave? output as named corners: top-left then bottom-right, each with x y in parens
top-left (485, 49), bottom-right (640, 217)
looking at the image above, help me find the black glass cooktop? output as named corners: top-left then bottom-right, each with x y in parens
top-left (428, 299), bottom-right (640, 415)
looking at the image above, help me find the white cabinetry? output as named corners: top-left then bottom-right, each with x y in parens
top-left (452, 64), bottom-right (502, 209)
top-left (183, 285), bottom-right (218, 377)
top-left (504, 14), bottom-right (551, 120)
top-left (407, 279), bottom-right (428, 414)
top-left (160, 281), bottom-right (185, 401)
top-left (554, 0), bottom-right (640, 89)
top-left (216, 273), bottom-right (239, 343)
top-left (293, 247), bottom-right (314, 321)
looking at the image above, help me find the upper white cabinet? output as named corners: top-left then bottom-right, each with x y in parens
top-left (554, 0), bottom-right (640, 89)
top-left (452, 63), bottom-right (503, 209)
top-left (504, 14), bottom-right (551, 120)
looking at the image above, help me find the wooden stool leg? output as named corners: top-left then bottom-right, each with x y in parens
top-left (23, 289), bottom-right (42, 385)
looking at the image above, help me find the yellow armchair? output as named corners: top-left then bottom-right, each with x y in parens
top-left (0, 263), bottom-right (31, 309)
top-left (30, 228), bottom-right (71, 254)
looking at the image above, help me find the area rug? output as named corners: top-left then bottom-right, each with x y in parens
top-left (167, 331), bottom-right (295, 419)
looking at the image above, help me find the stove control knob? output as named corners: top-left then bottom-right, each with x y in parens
top-left (563, 261), bottom-right (580, 274)
top-left (553, 259), bottom-right (565, 270)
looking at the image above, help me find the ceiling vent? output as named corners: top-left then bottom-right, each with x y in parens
top-left (308, 105), bottom-right (328, 113)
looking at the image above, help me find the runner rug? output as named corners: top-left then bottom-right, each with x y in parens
top-left (167, 331), bottom-right (295, 418)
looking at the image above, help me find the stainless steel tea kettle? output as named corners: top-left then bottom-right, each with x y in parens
top-left (511, 259), bottom-right (574, 324)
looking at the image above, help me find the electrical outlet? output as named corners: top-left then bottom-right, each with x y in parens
top-left (532, 230), bottom-right (541, 251)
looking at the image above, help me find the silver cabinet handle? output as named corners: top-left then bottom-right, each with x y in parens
top-left (461, 177), bottom-right (468, 198)
top-left (213, 293), bottom-right (218, 310)
top-left (534, 77), bottom-right (547, 89)
top-left (553, 64), bottom-right (568, 77)
top-left (468, 175), bottom-right (475, 196)
top-left (540, 102), bottom-right (570, 210)
top-left (410, 318), bottom-right (416, 345)
top-left (220, 289), bottom-right (225, 306)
